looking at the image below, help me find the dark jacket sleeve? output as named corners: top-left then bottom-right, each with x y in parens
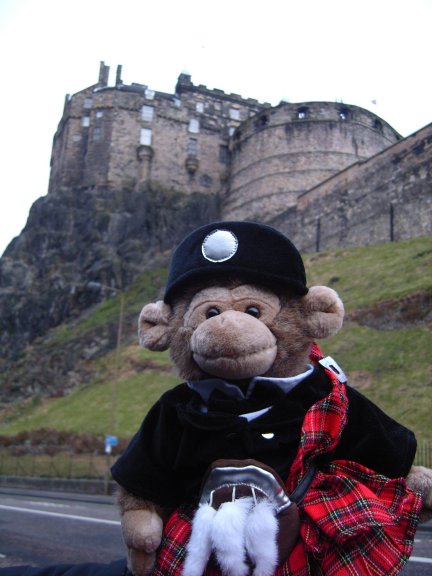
top-left (332, 385), bottom-right (417, 478)
top-left (110, 387), bottom-right (187, 507)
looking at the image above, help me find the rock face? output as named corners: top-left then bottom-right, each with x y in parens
top-left (0, 183), bottom-right (218, 361)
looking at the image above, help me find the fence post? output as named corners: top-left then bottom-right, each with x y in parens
top-left (415, 439), bottom-right (432, 468)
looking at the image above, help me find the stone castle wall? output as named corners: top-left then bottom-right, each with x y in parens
top-left (49, 62), bottom-right (431, 252)
top-left (223, 102), bottom-right (401, 222)
top-left (49, 63), bottom-right (267, 197)
top-left (272, 122), bottom-right (432, 252)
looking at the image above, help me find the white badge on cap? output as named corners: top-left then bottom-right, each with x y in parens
top-left (202, 229), bottom-right (238, 262)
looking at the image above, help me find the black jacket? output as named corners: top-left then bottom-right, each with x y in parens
top-left (111, 367), bottom-right (416, 508)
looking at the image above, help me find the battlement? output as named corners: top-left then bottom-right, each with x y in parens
top-left (175, 72), bottom-right (270, 108)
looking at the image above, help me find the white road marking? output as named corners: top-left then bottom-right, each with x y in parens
top-left (0, 504), bottom-right (120, 525)
top-left (409, 556), bottom-right (432, 564)
top-left (26, 500), bottom-right (72, 509)
top-left (2, 504), bottom-right (431, 564)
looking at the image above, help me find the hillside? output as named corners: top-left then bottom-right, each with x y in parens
top-left (0, 236), bottom-right (431, 443)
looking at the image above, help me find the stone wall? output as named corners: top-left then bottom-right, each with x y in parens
top-left (49, 66), bottom-right (268, 196)
top-left (271, 122), bottom-right (432, 252)
top-left (223, 102), bottom-right (401, 222)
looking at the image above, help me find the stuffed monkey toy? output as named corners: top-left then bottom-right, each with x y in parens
top-left (111, 221), bottom-right (432, 576)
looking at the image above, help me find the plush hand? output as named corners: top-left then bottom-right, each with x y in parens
top-left (406, 465), bottom-right (432, 522)
top-left (121, 508), bottom-right (163, 576)
top-left (183, 459), bottom-right (300, 576)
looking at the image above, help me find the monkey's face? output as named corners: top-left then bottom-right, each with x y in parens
top-left (139, 281), bottom-right (344, 381)
top-left (182, 285), bottom-right (281, 380)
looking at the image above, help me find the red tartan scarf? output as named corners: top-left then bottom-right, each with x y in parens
top-left (152, 350), bottom-right (422, 576)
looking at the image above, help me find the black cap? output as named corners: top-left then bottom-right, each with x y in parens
top-left (164, 221), bottom-right (308, 303)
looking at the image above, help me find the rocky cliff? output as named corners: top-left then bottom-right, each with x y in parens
top-left (0, 183), bottom-right (219, 361)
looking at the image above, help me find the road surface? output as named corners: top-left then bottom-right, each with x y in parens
top-left (0, 488), bottom-right (125, 567)
top-left (1, 488), bottom-right (431, 573)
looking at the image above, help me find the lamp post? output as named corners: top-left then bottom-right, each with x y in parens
top-left (112, 291), bottom-right (124, 435)
top-left (86, 281), bottom-right (124, 448)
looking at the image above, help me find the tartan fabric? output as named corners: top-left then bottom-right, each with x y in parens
top-left (152, 366), bottom-right (422, 576)
top-left (152, 508), bottom-right (193, 576)
top-left (292, 460), bottom-right (422, 575)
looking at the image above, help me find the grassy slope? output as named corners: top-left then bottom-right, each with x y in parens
top-left (1, 236), bottom-right (431, 441)
top-left (305, 236), bottom-right (432, 439)
top-left (305, 237), bottom-right (431, 308)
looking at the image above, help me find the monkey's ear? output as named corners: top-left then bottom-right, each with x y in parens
top-left (301, 286), bottom-right (344, 339)
top-left (138, 301), bottom-right (172, 351)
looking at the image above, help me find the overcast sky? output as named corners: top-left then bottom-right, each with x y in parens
top-left (0, 0), bottom-right (431, 256)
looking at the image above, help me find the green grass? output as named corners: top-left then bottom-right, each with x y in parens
top-left (305, 236), bottom-right (432, 311)
top-left (0, 347), bottom-right (177, 438)
top-left (323, 323), bottom-right (432, 440)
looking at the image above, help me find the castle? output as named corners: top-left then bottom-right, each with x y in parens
top-left (49, 61), bottom-right (432, 253)
top-left (0, 61), bottom-right (430, 366)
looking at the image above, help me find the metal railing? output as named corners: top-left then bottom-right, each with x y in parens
top-left (0, 450), bottom-right (110, 479)
top-left (1, 440), bottom-right (431, 480)
top-left (414, 440), bottom-right (432, 469)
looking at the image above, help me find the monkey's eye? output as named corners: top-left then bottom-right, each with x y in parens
top-left (245, 306), bottom-right (260, 318)
top-left (206, 307), bottom-right (221, 319)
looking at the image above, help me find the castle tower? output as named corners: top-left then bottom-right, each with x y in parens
top-left (48, 64), bottom-right (268, 198)
top-left (222, 102), bottom-right (401, 222)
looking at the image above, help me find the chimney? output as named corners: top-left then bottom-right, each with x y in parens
top-left (176, 72), bottom-right (192, 94)
top-left (116, 64), bottom-right (123, 86)
top-left (98, 61), bottom-right (110, 87)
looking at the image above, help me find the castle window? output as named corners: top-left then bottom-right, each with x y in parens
top-left (96, 111), bottom-right (104, 118)
top-left (200, 174), bottom-right (212, 187)
top-left (140, 128), bottom-right (152, 146)
top-left (228, 127), bottom-right (236, 137)
top-left (254, 114), bottom-right (269, 130)
top-left (196, 102), bottom-right (204, 114)
top-left (297, 107), bottom-right (308, 119)
top-left (374, 119), bottom-right (383, 131)
top-left (229, 108), bottom-right (241, 120)
top-left (219, 145), bottom-right (230, 164)
top-left (188, 119), bottom-right (200, 134)
top-left (145, 89), bottom-right (155, 100)
top-left (93, 127), bottom-right (102, 142)
top-left (142, 105), bottom-right (154, 122)
top-left (187, 138), bottom-right (198, 156)
top-left (338, 107), bottom-right (349, 121)
top-left (81, 116), bottom-right (90, 128)
top-left (84, 98), bottom-right (93, 109)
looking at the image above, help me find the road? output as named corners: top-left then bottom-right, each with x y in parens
top-left (0, 488), bottom-right (431, 573)
top-left (0, 488), bottom-right (125, 568)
